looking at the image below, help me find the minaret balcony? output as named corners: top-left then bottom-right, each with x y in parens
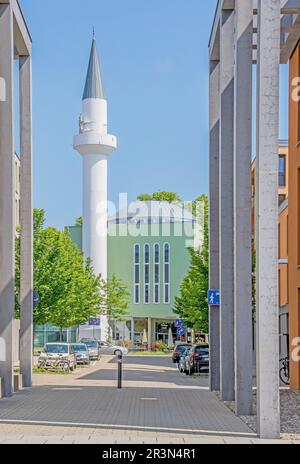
top-left (74, 132), bottom-right (117, 156)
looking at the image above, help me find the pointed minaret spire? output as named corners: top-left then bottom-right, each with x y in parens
top-left (74, 33), bottom-right (117, 342)
top-left (82, 35), bottom-right (104, 100)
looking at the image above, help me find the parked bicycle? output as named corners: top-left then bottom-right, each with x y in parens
top-left (279, 356), bottom-right (290, 386)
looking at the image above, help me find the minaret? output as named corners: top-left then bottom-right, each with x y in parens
top-left (74, 35), bottom-right (117, 341)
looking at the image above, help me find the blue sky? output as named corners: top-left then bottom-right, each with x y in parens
top-left (20, 0), bottom-right (288, 229)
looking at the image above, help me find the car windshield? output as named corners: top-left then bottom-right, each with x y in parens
top-left (44, 344), bottom-right (68, 354)
top-left (195, 347), bottom-right (209, 355)
top-left (177, 345), bottom-right (192, 352)
top-left (72, 344), bottom-right (87, 352)
top-left (83, 340), bottom-right (98, 348)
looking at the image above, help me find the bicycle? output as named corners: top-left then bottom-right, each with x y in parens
top-left (279, 357), bottom-right (290, 386)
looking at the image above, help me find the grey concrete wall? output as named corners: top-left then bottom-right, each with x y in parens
top-left (19, 54), bottom-right (33, 388)
top-left (0, 3), bottom-right (15, 397)
top-left (209, 60), bottom-right (220, 392)
top-left (219, 10), bottom-right (235, 402)
top-left (256, 0), bottom-right (281, 439)
top-left (233, 0), bottom-right (253, 416)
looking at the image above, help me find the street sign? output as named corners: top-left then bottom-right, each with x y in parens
top-left (177, 327), bottom-right (185, 337)
top-left (175, 319), bottom-right (183, 328)
top-left (89, 318), bottom-right (101, 327)
top-left (33, 290), bottom-right (40, 309)
top-left (208, 290), bottom-right (220, 306)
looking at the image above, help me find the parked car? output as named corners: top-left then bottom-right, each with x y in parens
top-left (178, 346), bottom-right (192, 374)
top-left (185, 344), bottom-right (209, 376)
top-left (98, 341), bottom-right (128, 356)
top-left (71, 343), bottom-right (90, 365)
top-left (38, 343), bottom-right (77, 372)
top-left (172, 343), bottom-right (192, 364)
top-left (79, 338), bottom-right (100, 360)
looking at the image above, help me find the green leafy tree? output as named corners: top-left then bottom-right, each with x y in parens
top-left (100, 274), bottom-right (130, 341)
top-left (137, 193), bottom-right (153, 202)
top-left (75, 216), bottom-right (83, 226)
top-left (137, 191), bottom-right (181, 203)
top-left (173, 195), bottom-right (209, 332)
top-left (101, 274), bottom-right (130, 324)
top-left (15, 209), bottom-right (103, 340)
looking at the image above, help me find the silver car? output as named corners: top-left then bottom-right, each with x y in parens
top-left (71, 343), bottom-right (90, 365)
top-left (98, 341), bottom-right (128, 356)
top-left (79, 338), bottom-right (100, 360)
top-left (38, 343), bottom-right (77, 372)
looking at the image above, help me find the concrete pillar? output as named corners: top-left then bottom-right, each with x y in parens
top-left (233, 0), bottom-right (253, 416)
top-left (0, 3), bottom-right (14, 398)
top-left (19, 55), bottom-right (33, 388)
top-left (209, 59), bottom-right (220, 392)
top-left (148, 318), bottom-right (152, 351)
top-left (219, 9), bottom-right (235, 402)
top-left (256, 0), bottom-right (281, 439)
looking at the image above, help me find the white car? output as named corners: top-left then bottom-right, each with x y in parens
top-left (98, 341), bottom-right (128, 356)
top-left (38, 343), bottom-right (77, 372)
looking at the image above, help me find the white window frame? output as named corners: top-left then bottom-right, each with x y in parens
top-left (163, 243), bottom-right (170, 304)
top-left (133, 244), bottom-right (140, 304)
top-left (144, 243), bottom-right (150, 304)
top-left (153, 243), bottom-right (160, 304)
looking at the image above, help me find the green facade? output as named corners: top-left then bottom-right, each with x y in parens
top-left (67, 223), bottom-right (192, 321)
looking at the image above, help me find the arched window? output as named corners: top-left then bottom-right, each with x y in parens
top-left (164, 243), bottom-right (170, 304)
top-left (154, 243), bottom-right (160, 304)
top-left (144, 244), bottom-right (150, 304)
top-left (134, 244), bottom-right (140, 304)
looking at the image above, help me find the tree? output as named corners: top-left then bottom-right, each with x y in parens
top-left (173, 195), bottom-right (209, 333)
top-left (15, 209), bottom-right (103, 339)
top-left (137, 191), bottom-right (181, 203)
top-left (101, 274), bottom-right (129, 322)
top-left (100, 274), bottom-right (130, 340)
top-left (137, 193), bottom-right (153, 202)
top-left (75, 216), bottom-right (83, 226)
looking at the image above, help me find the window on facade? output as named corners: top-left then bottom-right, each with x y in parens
top-left (134, 244), bottom-right (140, 304)
top-left (154, 244), bottom-right (160, 304)
top-left (279, 155), bottom-right (286, 187)
top-left (164, 243), bottom-right (170, 304)
top-left (144, 244), bottom-right (150, 304)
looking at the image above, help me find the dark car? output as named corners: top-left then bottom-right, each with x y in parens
top-left (185, 345), bottom-right (209, 376)
top-left (172, 343), bottom-right (192, 364)
top-left (178, 346), bottom-right (192, 374)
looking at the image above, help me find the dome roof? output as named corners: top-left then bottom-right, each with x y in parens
top-left (109, 201), bottom-right (195, 225)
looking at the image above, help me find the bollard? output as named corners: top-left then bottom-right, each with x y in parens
top-left (117, 352), bottom-right (123, 389)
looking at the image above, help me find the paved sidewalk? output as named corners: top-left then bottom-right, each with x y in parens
top-left (0, 356), bottom-right (297, 444)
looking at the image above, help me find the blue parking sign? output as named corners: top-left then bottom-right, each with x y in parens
top-left (89, 318), bottom-right (101, 326)
top-left (177, 328), bottom-right (185, 337)
top-left (208, 290), bottom-right (220, 306)
top-left (175, 319), bottom-right (183, 328)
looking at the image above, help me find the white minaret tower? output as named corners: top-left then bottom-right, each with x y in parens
top-left (74, 35), bottom-right (117, 341)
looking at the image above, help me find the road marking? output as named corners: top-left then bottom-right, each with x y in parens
top-left (52, 388), bottom-right (83, 391)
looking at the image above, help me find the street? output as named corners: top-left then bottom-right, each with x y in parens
top-left (0, 356), bottom-right (296, 444)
